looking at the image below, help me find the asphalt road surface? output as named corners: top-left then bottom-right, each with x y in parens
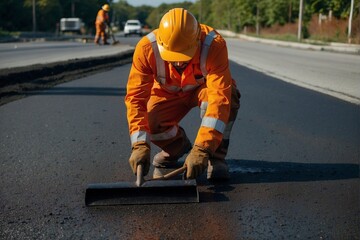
top-left (1, 37), bottom-right (359, 239)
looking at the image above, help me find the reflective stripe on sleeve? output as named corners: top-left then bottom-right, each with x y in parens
top-left (150, 125), bottom-right (178, 141)
top-left (201, 117), bottom-right (225, 134)
top-left (200, 101), bottom-right (208, 118)
top-left (130, 131), bottom-right (150, 145)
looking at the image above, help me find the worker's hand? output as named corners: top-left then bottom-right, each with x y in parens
top-left (184, 145), bottom-right (209, 179)
top-left (129, 142), bottom-right (150, 176)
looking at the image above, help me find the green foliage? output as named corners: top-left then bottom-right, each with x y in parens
top-left (308, 0), bottom-right (355, 18)
top-left (112, 1), bottom-right (135, 29)
top-left (189, 0), bottom-right (213, 25)
top-left (145, 1), bottom-right (194, 28)
top-left (0, 0), bottom-right (32, 31)
top-left (263, 0), bottom-right (297, 26)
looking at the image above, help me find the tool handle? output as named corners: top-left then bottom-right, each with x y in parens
top-left (136, 164), bottom-right (145, 186)
top-left (152, 165), bottom-right (187, 180)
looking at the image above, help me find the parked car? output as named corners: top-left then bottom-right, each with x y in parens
top-left (124, 20), bottom-right (142, 37)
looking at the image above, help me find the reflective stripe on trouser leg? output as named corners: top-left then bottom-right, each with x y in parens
top-left (147, 90), bottom-right (192, 158)
top-left (152, 127), bottom-right (192, 167)
top-left (152, 126), bottom-right (191, 158)
top-left (150, 125), bottom-right (178, 141)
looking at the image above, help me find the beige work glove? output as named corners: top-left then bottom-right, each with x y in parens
top-left (128, 142), bottom-right (150, 176)
top-left (184, 145), bottom-right (209, 179)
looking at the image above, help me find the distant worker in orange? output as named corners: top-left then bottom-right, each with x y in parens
top-left (94, 4), bottom-right (110, 45)
top-left (125, 8), bottom-right (241, 180)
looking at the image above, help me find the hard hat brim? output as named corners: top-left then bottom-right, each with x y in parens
top-left (157, 44), bottom-right (198, 62)
top-left (102, 5), bottom-right (110, 11)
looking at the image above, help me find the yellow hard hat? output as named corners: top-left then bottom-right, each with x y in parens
top-left (156, 8), bottom-right (200, 62)
top-left (102, 4), bottom-right (110, 12)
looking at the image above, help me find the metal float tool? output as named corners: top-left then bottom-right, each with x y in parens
top-left (85, 165), bottom-right (199, 206)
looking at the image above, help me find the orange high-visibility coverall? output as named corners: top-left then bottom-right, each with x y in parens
top-left (94, 9), bottom-right (109, 44)
top-left (125, 24), bottom-right (240, 156)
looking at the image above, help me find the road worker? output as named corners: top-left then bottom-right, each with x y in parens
top-left (94, 4), bottom-right (110, 45)
top-left (125, 8), bottom-right (241, 180)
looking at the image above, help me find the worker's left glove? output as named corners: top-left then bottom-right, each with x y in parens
top-left (184, 145), bottom-right (209, 179)
top-left (128, 142), bottom-right (150, 176)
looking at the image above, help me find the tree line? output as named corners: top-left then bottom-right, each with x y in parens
top-left (0, 0), bottom-right (113, 33)
top-left (0, 0), bottom-right (358, 37)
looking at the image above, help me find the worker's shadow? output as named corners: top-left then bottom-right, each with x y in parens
top-left (198, 159), bottom-right (359, 203)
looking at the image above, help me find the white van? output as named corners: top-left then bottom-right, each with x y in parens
top-left (124, 20), bottom-right (142, 37)
top-left (60, 18), bottom-right (84, 34)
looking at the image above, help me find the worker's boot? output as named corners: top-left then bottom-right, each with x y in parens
top-left (152, 128), bottom-right (192, 178)
top-left (94, 37), bottom-right (100, 45)
top-left (207, 140), bottom-right (230, 181)
top-left (102, 36), bottom-right (109, 45)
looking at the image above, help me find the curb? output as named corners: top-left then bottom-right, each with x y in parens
top-left (0, 49), bottom-right (134, 88)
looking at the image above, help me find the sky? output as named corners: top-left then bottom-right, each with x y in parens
top-left (121, 0), bottom-right (196, 7)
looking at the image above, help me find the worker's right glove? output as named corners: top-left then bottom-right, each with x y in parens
top-left (184, 145), bottom-right (209, 179)
top-left (128, 142), bottom-right (150, 176)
